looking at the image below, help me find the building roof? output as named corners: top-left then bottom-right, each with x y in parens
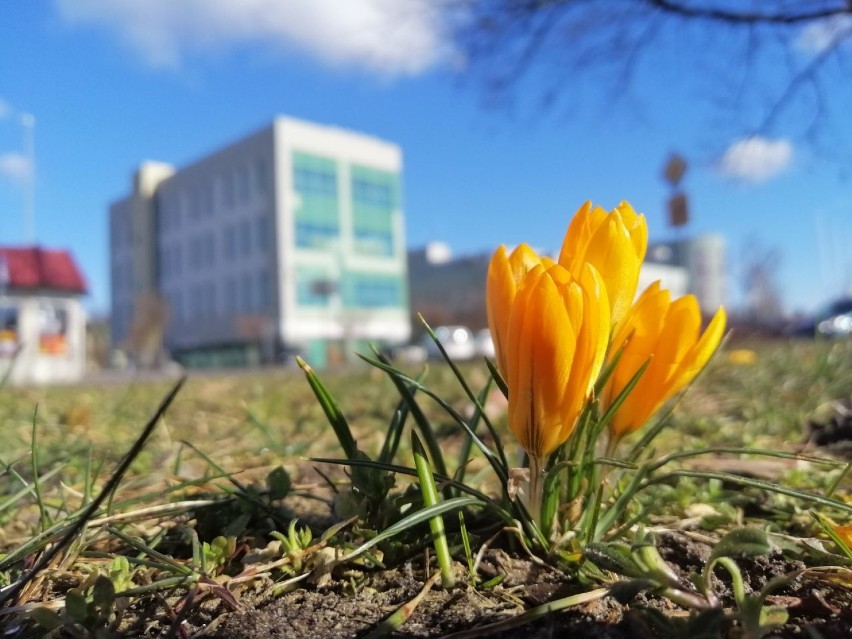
top-left (0, 246), bottom-right (87, 295)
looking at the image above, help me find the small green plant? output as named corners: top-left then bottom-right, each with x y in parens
top-left (587, 528), bottom-right (794, 639)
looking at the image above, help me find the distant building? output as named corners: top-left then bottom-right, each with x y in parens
top-left (109, 117), bottom-right (411, 368)
top-left (647, 234), bottom-right (726, 313)
top-left (408, 242), bottom-right (690, 332)
top-left (407, 243), bottom-right (490, 332)
top-left (0, 246), bottom-right (88, 384)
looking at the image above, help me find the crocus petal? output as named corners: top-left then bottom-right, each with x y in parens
top-left (603, 283), bottom-right (726, 438)
top-left (487, 243), bottom-right (546, 376)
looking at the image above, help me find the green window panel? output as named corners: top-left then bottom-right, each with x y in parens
top-left (296, 268), bottom-right (335, 307)
top-left (351, 165), bottom-right (399, 257)
top-left (343, 272), bottom-right (406, 309)
top-left (293, 152), bottom-right (340, 249)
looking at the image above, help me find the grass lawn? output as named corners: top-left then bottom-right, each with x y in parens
top-left (1, 337), bottom-right (850, 636)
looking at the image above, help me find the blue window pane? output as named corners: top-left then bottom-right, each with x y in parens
top-left (354, 230), bottom-right (394, 256)
top-left (295, 222), bottom-right (338, 249)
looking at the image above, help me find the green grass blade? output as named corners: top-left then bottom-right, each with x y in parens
top-left (296, 356), bottom-right (357, 460)
top-left (341, 496), bottom-right (485, 563)
top-left (455, 377), bottom-right (493, 486)
top-left (0, 377), bottom-right (186, 607)
top-left (30, 407), bottom-right (52, 532)
top-left (420, 317), bottom-right (508, 469)
top-left (411, 431), bottom-right (455, 588)
top-left (369, 347), bottom-right (448, 479)
top-left (356, 353), bottom-right (509, 489)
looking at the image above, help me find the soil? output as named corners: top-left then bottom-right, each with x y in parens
top-left (133, 532), bottom-right (852, 639)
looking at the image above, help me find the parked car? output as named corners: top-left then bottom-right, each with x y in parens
top-left (791, 297), bottom-right (852, 338)
top-left (421, 325), bottom-right (476, 361)
top-left (815, 297), bottom-right (852, 338)
top-left (474, 328), bottom-right (496, 359)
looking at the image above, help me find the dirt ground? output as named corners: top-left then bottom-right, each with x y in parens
top-left (137, 532), bottom-right (852, 639)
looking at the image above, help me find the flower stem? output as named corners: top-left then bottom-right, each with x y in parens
top-left (528, 455), bottom-right (544, 526)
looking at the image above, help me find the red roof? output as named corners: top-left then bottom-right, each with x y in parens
top-left (0, 246), bottom-right (87, 295)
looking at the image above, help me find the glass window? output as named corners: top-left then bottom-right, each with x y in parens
top-left (0, 304), bottom-right (19, 358)
top-left (255, 157), bottom-right (267, 196)
top-left (240, 220), bottom-right (252, 256)
top-left (206, 282), bottom-right (217, 317)
top-left (344, 273), bottom-right (404, 308)
top-left (351, 165), bottom-right (399, 257)
top-left (237, 164), bottom-right (250, 204)
top-left (38, 301), bottom-right (68, 356)
top-left (221, 172), bottom-right (235, 209)
top-left (296, 268), bottom-right (334, 307)
top-left (258, 268), bottom-right (271, 310)
top-left (256, 215), bottom-right (270, 252)
top-left (173, 245), bottom-right (182, 276)
top-left (205, 232), bottom-right (216, 266)
top-left (224, 226), bottom-right (236, 260)
top-left (226, 277), bottom-right (238, 313)
top-left (240, 273), bottom-right (253, 311)
top-left (293, 152), bottom-right (339, 249)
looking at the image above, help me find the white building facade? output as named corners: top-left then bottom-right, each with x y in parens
top-left (110, 117), bottom-right (411, 368)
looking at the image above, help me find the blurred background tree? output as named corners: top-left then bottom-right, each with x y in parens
top-left (454, 0), bottom-right (852, 161)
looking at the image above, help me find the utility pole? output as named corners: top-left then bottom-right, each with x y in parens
top-left (21, 113), bottom-right (35, 244)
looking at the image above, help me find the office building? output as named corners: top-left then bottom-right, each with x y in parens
top-left (110, 117), bottom-right (411, 368)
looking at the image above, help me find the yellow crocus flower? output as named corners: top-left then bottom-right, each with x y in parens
top-left (503, 262), bottom-right (610, 460)
top-left (486, 243), bottom-right (554, 377)
top-left (558, 201), bottom-right (648, 327)
top-left (601, 281), bottom-right (726, 442)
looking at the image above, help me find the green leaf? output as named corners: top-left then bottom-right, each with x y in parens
top-left (91, 575), bottom-right (116, 610)
top-left (342, 496), bottom-right (485, 563)
top-left (710, 527), bottom-right (772, 561)
top-left (65, 589), bottom-right (90, 623)
top-left (267, 466), bottom-right (292, 501)
top-left (297, 356), bottom-right (357, 459)
top-left (759, 605), bottom-right (789, 627)
top-left (584, 542), bottom-right (645, 579)
top-left (28, 607), bottom-right (64, 631)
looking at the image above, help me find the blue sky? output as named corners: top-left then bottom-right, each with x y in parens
top-left (1, 1), bottom-right (850, 316)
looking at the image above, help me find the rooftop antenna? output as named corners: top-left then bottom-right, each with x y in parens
top-left (21, 113), bottom-right (35, 244)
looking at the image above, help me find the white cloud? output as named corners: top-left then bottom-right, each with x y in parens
top-left (0, 153), bottom-right (31, 183)
top-left (55, 0), bottom-right (451, 75)
top-left (0, 98), bottom-right (10, 119)
top-left (718, 137), bottom-right (793, 184)
top-left (796, 15), bottom-right (852, 54)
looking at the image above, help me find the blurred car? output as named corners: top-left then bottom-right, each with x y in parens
top-left (421, 325), bottom-right (476, 361)
top-left (474, 328), bottom-right (496, 359)
top-left (815, 297), bottom-right (852, 338)
top-left (791, 297), bottom-right (852, 338)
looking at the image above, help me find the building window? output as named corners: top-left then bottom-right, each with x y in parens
top-left (190, 237), bottom-right (202, 271)
top-left (205, 232), bottom-right (216, 266)
top-left (240, 273), bottom-right (253, 312)
top-left (172, 290), bottom-right (183, 323)
top-left (344, 273), bottom-right (404, 308)
top-left (206, 282), bottom-right (218, 317)
top-left (0, 304), bottom-right (19, 358)
top-left (240, 220), bottom-right (252, 256)
top-left (173, 245), bottom-right (182, 276)
top-left (255, 157), bottom-right (267, 196)
top-left (258, 268), bottom-right (271, 310)
top-left (226, 277), bottom-right (238, 313)
top-left (351, 165), bottom-right (398, 257)
top-left (293, 152), bottom-right (339, 249)
top-left (237, 163), bottom-right (250, 204)
top-left (256, 214), bottom-right (270, 252)
top-left (224, 226), bottom-right (236, 260)
top-left (296, 268), bottom-right (334, 307)
top-left (221, 172), bottom-right (235, 209)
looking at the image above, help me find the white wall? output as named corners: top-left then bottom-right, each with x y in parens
top-left (0, 294), bottom-right (86, 385)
